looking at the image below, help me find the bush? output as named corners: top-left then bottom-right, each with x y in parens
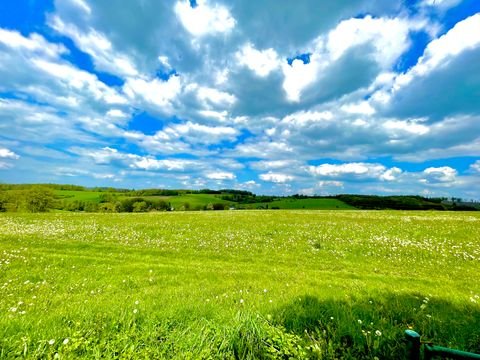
top-left (24, 187), bottom-right (55, 212)
top-left (213, 203), bottom-right (226, 210)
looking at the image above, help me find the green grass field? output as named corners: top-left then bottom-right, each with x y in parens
top-left (141, 194), bottom-right (234, 209)
top-left (53, 190), bottom-right (109, 203)
top-left (243, 198), bottom-right (355, 210)
top-left (51, 189), bottom-right (353, 210)
top-left (1, 211), bottom-right (479, 358)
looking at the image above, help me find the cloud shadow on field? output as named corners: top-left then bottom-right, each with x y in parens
top-left (269, 293), bottom-right (480, 358)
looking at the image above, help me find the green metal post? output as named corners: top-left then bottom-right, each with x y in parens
top-left (425, 344), bottom-right (480, 360)
top-left (405, 330), bottom-right (421, 360)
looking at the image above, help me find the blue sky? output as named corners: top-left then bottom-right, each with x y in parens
top-left (0, 0), bottom-right (480, 198)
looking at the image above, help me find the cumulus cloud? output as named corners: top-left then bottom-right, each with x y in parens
top-left (0, 147), bottom-right (19, 169)
top-left (174, 0), bottom-right (235, 37)
top-left (470, 160), bottom-right (480, 173)
top-left (205, 171), bottom-right (236, 180)
top-left (308, 163), bottom-right (387, 179)
top-left (236, 43), bottom-right (280, 77)
top-left (421, 166), bottom-right (457, 184)
top-left (259, 172), bottom-right (294, 183)
top-left (380, 167), bottom-right (402, 181)
top-left (49, 16), bottom-right (138, 78)
top-left (123, 76), bottom-right (182, 114)
top-left (0, 148), bottom-right (19, 159)
top-left (379, 14), bottom-right (480, 119)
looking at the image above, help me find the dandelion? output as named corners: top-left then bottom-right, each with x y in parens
top-left (375, 330), bottom-right (382, 337)
top-left (133, 309), bottom-right (138, 314)
top-left (134, 300), bottom-right (139, 305)
top-left (48, 339), bottom-right (55, 345)
top-left (63, 338), bottom-right (69, 345)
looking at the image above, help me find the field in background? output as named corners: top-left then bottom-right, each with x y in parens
top-left (242, 198), bottom-right (355, 210)
top-left (53, 189), bottom-right (354, 210)
top-left (1, 211), bottom-right (479, 358)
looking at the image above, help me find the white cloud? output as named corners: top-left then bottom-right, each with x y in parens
top-left (420, 0), bottom-right (462, 10)
top-left (31, 59), bottom-right (127, 105)
top-left (166, 121), bottom-right (239, 144)
top-left (317, 180), bottom-right (343, 187)
top-left (309, 163), bottom-right (387, 179)
top-left (93, 173), bottom-right (116, 180)
top-left (380, 167), bottom-right (402, 181)
top-left (198, 110), bottom-right (228, 122)
top-left (421, 166), bottom-right (457, 183)
top-left (49, 16), bottom-right (138, 78)
top-left (196, 87), bottom-right (236, 108)
top-left (174, 0), bottom-right (235, 37)
top-left (282, 57), bottom-right (321, 102)
top-left (327, 16), bottom-right (415, 68)
top-left (470, 160), bottom-right (480, 173)
top-left (383, 119), bottom-right (430, 135)
top-left (123, 76), bottom-right (182, 112)
top-left (0, 28), bottom-right (66, 58)
top-left (259, 172), bottom-right (294, 183)
top-left (206, 171), bottom-right (236, 180)
top-left (132, 158), bottom-right (191, 171)
top-left (106, 109), bottom-right (129, 118)
top-left (282, 110), bottom-right (333, 125)
top-left (281, 15), bottom-right (419, 102)
top-left (341, 101), bottom-right (376, 115)
top-left (236, 43), bottom-right (281, 77)
top-left (392, 14), bottom-right (480, 92)
top-left (0, 148), bottom-right (19, 159)
top-left (69, 0), bottom-right (92, 15)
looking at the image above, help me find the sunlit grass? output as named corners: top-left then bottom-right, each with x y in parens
top-left (1, 211), bottom-right (479, 358)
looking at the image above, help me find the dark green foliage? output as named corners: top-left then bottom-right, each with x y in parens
top-left (336, 194), bottom-right (450, 210)
top-left (212, 203), bottom-right (226, 210)
top-left (24, 187), bottom-right (55, 212)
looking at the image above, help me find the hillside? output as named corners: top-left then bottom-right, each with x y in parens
top-left (1, 183), bottom-right (478, 212)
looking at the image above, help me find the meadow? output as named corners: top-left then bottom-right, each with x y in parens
top-left (0, 210), bottom-right (479, 359)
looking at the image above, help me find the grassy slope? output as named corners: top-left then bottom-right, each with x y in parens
top-left (54, 190), bottom-right (354, 210)
top-left (141, 194), bottom-right (234, 208)
top-left (0, 211), bottom-right (479, 358)
top-left (243, 198), bottom-right (355, 209)
top-left (53, 190), bottom-right (109, 203)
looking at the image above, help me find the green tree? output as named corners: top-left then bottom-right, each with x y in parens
top-left (24, 187), bottom-right (55, 212)
top-left (132, 201), bottom-right (148, 212)
top-left (0, 191), bottom-right (7, 212)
